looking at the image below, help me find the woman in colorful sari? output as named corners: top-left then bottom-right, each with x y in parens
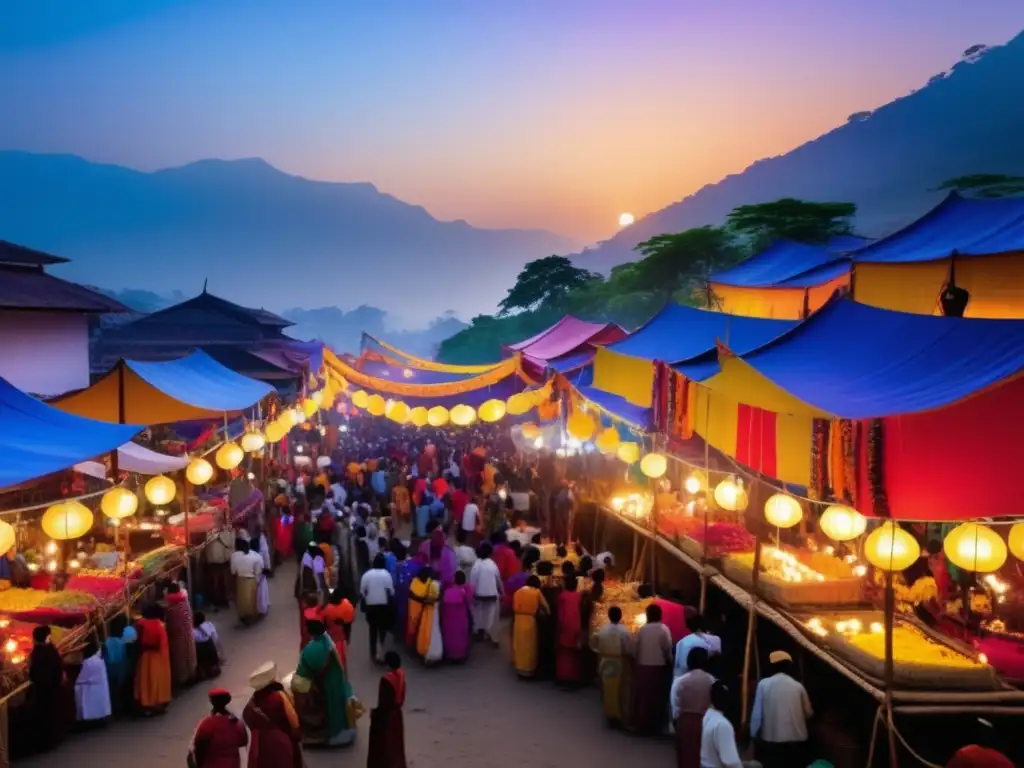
top-left (512, 574), bottom-right (550, 678)
top-left (399, 553), bottom-right (427, 648)
top-left (535, 561), bottom-right (560, 680)
top-left (164, 583), bottom-right (196, 686)
top-left (320, 589), bottom-right (356, 673)
top-left (189, 688), bottom-right (247, 768)
top-left (292, 619), bottom-right (358, 747)
top-left (555, 575), bottom-right (585, 686)
top-left (418, 528), bottom-right (457, 586)
top-left (295, 543), bottom-right (327, 650)
top-left (134, 604), bottom-right (172, 714)
top-left (366, 651), bottom-right (407, 768)
top-left (441, 570), bottom-right (474, 662)
top-left (243, 662), bottom-right (303, 768)
top-left (103, 614), bottom-right (137, 715)
top-left (408, 567), bottom-right (443, 664)
top-left (591, 605), bottom-right (634, 729)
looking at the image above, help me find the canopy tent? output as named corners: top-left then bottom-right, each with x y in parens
top-left (712, 236), bottom-right (867, 287)
top-left (53, 350), bottom-right (274, 424)
top-left (0, 376), bottom-right (142, 489)
top-left (361, 334), bottom-right (505, 374)
top-left (505, 316), bottom-right (626, 377)
top-left (74, 441), bottom-right (190, 480)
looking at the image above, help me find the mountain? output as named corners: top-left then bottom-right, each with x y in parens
top-left (576, 34), bottom-right (1024, 273)
top-left (0, 153), bottom-right (577, 324)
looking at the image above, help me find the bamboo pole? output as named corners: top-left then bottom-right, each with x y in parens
top-left (740, 528), bottom-right (764, 736)
top-left (884, 570), bottom-right (898, 767)
top-left (184, 477), bottom-right (194, 601)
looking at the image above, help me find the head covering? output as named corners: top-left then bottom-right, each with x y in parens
top-left (208, 687), bottom-right (231, 699)
top-left (249, 661), bottom-right (277, 689)
top-left (430, 528), bottom-right (445, 558)
top-left (769, 650), bottom-right (792, 664)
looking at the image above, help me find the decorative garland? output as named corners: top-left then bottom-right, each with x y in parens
top-left (841, 418), bottom-right (858, 507)
top-left (867, 418), bottom-right (889, 517)
top-left (809, 418), bottom-right (829, 500)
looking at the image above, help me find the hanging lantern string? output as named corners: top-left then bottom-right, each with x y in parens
top-left (0, 482), bottom-right (128, 519)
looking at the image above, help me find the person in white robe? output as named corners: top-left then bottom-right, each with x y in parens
top-left (75, 641), bottom-right (112, 724)
top-left (468, 542), bottom-right (503, 644)
top-left (254, 530), bottom-right (272, 617)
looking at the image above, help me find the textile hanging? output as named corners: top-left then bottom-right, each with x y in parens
top-left (592, 348), bottom-right (655, 407)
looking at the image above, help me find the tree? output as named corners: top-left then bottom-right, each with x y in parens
top-left (497, 256), bottom-right (599, 315)
top-left (938, 174), bottom-right (1024, 198)
top-left (726, 198), bottom-right (857, 250)
top-left (632, 226), bottom-right (740, 298)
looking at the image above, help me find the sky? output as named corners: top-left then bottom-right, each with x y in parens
top-left (1, 1), bottom-right (1023, 244)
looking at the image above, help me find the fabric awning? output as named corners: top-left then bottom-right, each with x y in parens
top-left (711, 236), bottom-right (867, 288)
top-left (505, 316), bottom-right (626, 361)
top-left (74, 441), bottom-right (190, 479)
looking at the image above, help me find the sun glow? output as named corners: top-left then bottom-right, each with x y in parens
top-left (618, 212), bottom-right (634, 227)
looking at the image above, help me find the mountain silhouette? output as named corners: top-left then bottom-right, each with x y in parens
top-left (0, 152), bottom-right (577, 325)
top-left (576, 32), bottom-right (1024, 272)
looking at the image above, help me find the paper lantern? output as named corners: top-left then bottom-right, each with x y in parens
top-left (216, 442), bottom-right (245, 470)
top-left (386, 400), bottom-right (409, 424)
top-left (567, 411), bottom-right (596, 441)
top-left (521, 423), bottom-right (541, 440)
top-left (506, 392), bottom-right (534, 416)
top-left (283, 407), bottom-right (301, 427)
top-left (241, 430), bottom-right (266, 453)
top-left (479, 399), bottom-right (506, 423)
top-left (640, 452), bottom-right (667, 479)
top-left (684, 470), bottom-right (707, 495)
top-left (101, 486), bottom-right (139, 519)
top-left (316, 455), bottom-right (332, 469)
top-left (427, 406), bottom-right (450, 427)
top-left (0, 521), bottom-right (14, 557)
top-left (1010, 522), bottom-right (1024, 562)
top-left (617, 442), bottom-right (640, 464)
top-left (943, 522), bottom-right (1007, 574)
top-left (409, 406), bottom-right (429, 427)
top-left (864, 521), bottom-right (920, 571)
top-left (366, 394), bottom-right (386, 416)
top-left (302, 398), bottom-right (319, 419)
top-left (311, 390), bottom-right (324, 406)
top-left (450, 404), bottom-right (476, 427)
top-left (42, 501), bottom-right (94, 540)
top-left (764, 493), bottom-right (802, 528)
top-left (595, 427), bottom-right (620, 454)
top-left (819, 504), bottom-right (867, 541)
top-left (145, 475), bottom-right (177, 505)
top-left (186, 457), bottom-right (215, 485)
top-left (321, 388), bottom-right (336, 409)
top-left (264, 420), bottom-right (287, 444)
top-left (713, 476), bottom-right (748, 512)
top-left (351, 390), bottom-right (370, 409)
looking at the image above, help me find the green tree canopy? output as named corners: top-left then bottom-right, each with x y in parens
top-left (938, 174), bottom-right (1024, 198)
top-left (497, 256), bottom-right (599, 315)
top-left (726, 198), bottom-right (857, 249)
top-left (632, 226), bottom-right (740, 297)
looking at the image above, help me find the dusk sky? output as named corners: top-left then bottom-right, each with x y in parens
top-left (2, 1), bottom-right (1024, 243)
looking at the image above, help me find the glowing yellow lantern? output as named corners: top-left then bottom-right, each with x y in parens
top-left (506, 392), bottom-right (533, 416)
top-left (617, 442), bottom-right (640, 464)
top-left (216, 442), bottom-right (245, 470)
top-left (819, 504), bottom-right (867, 541)
top-left (1009, 522), bottom-right (1024, 562)
top-left (0, 521), bottom-right (14, 557)
top-left (386, 400), bottom-right (409, 424)
top-left (286, 407), bottom-right (303, 426)
top-left (640, 452), bottom-right (667, 479)
top-left (186, 457), bottom-right (215, 485)
top-left (145, 475), bottom-right (177, 505)
top-left (567, 411), bottom-right (596, 441)
top-left (408, 406), bottom-right (429, 427)
top-left (864, 521), bottom-right (920, 571)
top-left (241, 430), bottom-right (266, 453)
top-left (479, 399), bottom-right (506, 423)
top-left (521, 423), bottom-right (541, 440)
top-left (42, 501), bottom-right (94, 540)
top-left (366, 394), bottom-right (386, 416)
top-left (684, 470), bottom-right (707, 495)
top-left (101, 486), bottom-right (139, 519)
top-left (450, 404), bottom-right (476, 427)
top-left (351, 390), bottom-right (370, 409)
top-left (943, 522), bottom-right (1007, 573)
top-left (427, 406), bottom-right (450, 427)
top-left (264, 420), bottom-right (287, 444)
top-left (764, 493), bottom-right (802, 528)
top-left (302, 398), bottom-right (319, 419)
top-left (595, 427), bottom-right (620, 454)
top-left (311, 390), bottom-right (324, 406)
top-left (713, 476), bottom-right (748, 512)
top-left (321, 388), bottom-right (336, 409)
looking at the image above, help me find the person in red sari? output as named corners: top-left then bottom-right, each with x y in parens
top-left (319, 589), bottom-right (356, 673)
top-left (366, 651), bottom-right (407, 768)
top-left (135, 605), bottom-right (172, 715)
top-left (164, 583), bottom-right (197, 687)
top-left (190, 689), bottom-right (248, 768)
top-left (242, 662), bottom-right (303, 768)
top-left (555, 575), bottom-right (585, 686)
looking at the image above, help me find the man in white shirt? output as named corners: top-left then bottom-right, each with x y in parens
top-left (701, 681), bottom-right (760, 768)
top-left (360, 553), bottom-right (395, 663)
top-left (454, 528), bottom-right (477, 576)
top-left (750, 651), bottom-right (812, 768)
top-left (468, 542), bottom-right (502, 644)
top-left (461, 501), bottom-right (480, 543)
top-left (674, 614), bottom-right (723, 677)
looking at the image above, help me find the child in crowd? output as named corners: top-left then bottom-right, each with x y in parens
top-left (193, 611), bottom-right (225, 680)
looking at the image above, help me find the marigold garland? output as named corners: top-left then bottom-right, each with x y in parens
top-left (867, 418), bottom-right (889, 517)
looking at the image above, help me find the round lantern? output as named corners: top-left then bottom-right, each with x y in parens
top-left (450, 404), bottom-right (476, 427)
top-left (521, 423), bottom-right (541, 440)
top-left (281, 407), bottom-right (299, 427)
top-left (595, 427), bottom-right (620, 455)
top-left (864, 521), bottom-right (920, 571)
top-left (0, 521), bottom-right (14, 557)
top-left (713, 476), bottom-right (748, 512)
top-left (302, 398), bottom-right (319, 418)
top-left (617, 442), bottom-right (640, 464)
top-left (366, 394), bottom-right (386, 416)
top-left (943, 522), bottom-right (1007, 573)
top-left (186, 457), bottom-right (215, 485)
top-left (479, 399), bottom-right (506, 423)
top-left (1010, 522), bottom-right (1024, 562)
top-left (427, 406), bottom-right (450, 427)
top-left (316, 455), bottom-right (332, 469)
top-left (311, 390), bottom-right (324, 406)
top-left (241, 430), bottom-right (266, 453)
top-left (42, 501), bottom-right (94, 540)
top-left (101, 486), bottom-right (139, 519)
top-left (567, 412), bottom-right (596, 441)
top-left (819, 504), bottom-right (867, 542)
top-left (216, 442), bottom-right (245, 470)
top-left (351, 390), bottom-right (370, 409)
top-left (264, 420), bottom-right (287, 444)
top-left (764, 493), bottom-right (802, 528)
top-left (684, 470), bottom-right (707, 495)
top-left (506, 392), bottom-right (533, 416)
top-left (409, 406), bottom-right (429, 427)
top-left (640, 452), bottom-right (667, 479)
top-left (145, 475), bottom-right (177, 506)
top-left (321, 388), bottom-right (336, 409)
top-left (386, 400), bottom-right (409, 424)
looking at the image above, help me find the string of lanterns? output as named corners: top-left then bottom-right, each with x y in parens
top-left (344, 385), bottom-right (550, 428)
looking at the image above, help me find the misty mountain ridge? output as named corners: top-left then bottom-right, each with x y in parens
top-left (0, 152), bottom-right (577, 326)
top-left (577, 34), bottom-right (1024, 272)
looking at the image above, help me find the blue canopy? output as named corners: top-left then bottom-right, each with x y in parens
top-left (575, 385), bottom-right (652, 430)
top-left (771, 259), bottom-right (852, 288)
top-left (549, 350), bottom-right (594, 374)
top-left (736, 298), bottom-right (1024, 417)
top-left (0, 377), bottom-right (142, 489)
top-left (127, 350), bottom-right (274, 411)
top-left (851, 192), bottom-right (1024, 264)
top-left (712, 236), bottom-right (868, 287)
top-left (607, 304), bottom-right (797, 363)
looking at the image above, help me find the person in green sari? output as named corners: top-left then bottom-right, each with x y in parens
top-left (291, 619), bottom-right (358, 747)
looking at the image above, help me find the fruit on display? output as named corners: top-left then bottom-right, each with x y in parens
top-left (850, 625), bottom-right (984, 669)
top-left (39, 590), bottom-right (99, 612)
top-left (0, 589), bottom-right (46, 613)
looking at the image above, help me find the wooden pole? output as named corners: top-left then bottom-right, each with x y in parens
top-left (184, 477), bottom-right (194, 602)
top-left (884, 570), bottom-right (899, 767)
top-left (631, 528), bottom-right (639, 579)
top-left (740, 528), bottom-right (764, 736)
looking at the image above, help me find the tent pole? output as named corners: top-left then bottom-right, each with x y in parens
top-left (884, 571), bottom-right (899, 767)
top-left (184, 477), bottom-right (194, 602)
top-left (740, 528), bottom-right (763, 737)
